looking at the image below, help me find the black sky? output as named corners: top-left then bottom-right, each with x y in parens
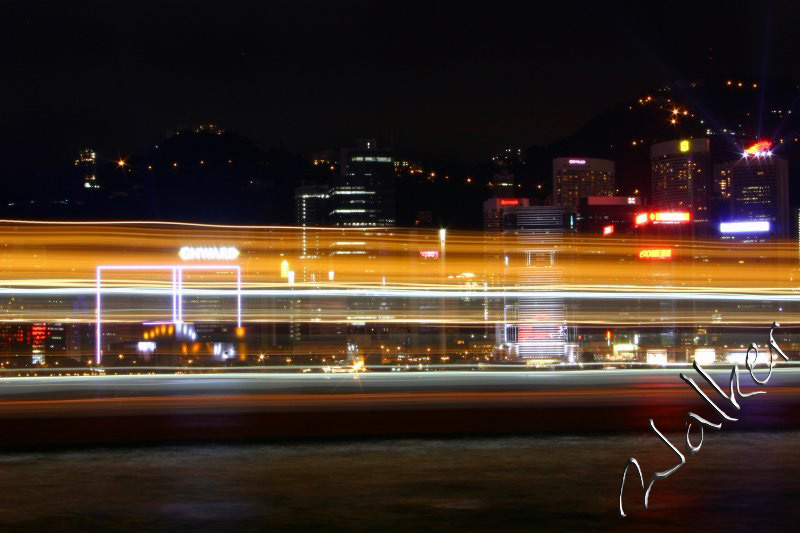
top-left (1, 0), bottom-right (799, 180)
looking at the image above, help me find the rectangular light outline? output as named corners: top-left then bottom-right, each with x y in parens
top-left (96, 265), bottom-right (241, 365)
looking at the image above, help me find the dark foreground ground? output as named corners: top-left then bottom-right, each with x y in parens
top-left (0, 370), bottom-right (798, 531)
top-left (0, 432), bottom-right (797, 532)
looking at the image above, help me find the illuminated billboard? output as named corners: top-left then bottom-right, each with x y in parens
top-left (639, 248), bottom-right (672, 260)
top-left (419, 250), bottom-right (440, 259)
top-left (602, 225), bottom-right (614, 236)
top-left (719, 221), bottom-right (770, 233)
top-left (634, 211), bottom-right (691, 226)
top-left (179, 246), bottom-right (240, 261)
top-left (743, 140), bottom-right (772, 157)
top-left (498, 198), bottom-right (521, 206)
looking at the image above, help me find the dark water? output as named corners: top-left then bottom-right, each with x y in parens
top-left (0, 431), bottom-right (798, 531)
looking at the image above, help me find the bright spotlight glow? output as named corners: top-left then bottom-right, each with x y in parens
top-left (743, 140), bottom-right (772, 157)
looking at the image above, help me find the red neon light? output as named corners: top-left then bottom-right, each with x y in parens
top-left (639, 248), bottom-right (673, 260)
top-left (498, 199), bottom-right (521, 206)
top-left (603, 225), bottom-right (614, 236)
top-left (419, 250), bottom-right (440, 259)
top-left (744, 140), bottom-right (772, 156)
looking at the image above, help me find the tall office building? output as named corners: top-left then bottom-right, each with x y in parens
top-left (328, 139), bottom-right (395, 227)
top-left (500, 205), bottom-right (575, 363)
top-left (295, 184), bottom-right (328, 259)
top-left (651, 139), bottom-right (710, 234)
top-left (553, 157), bottom-right (615, 210)
top-left (727, 147), bottom-right (789, 238)
top-left (76, 148), bottom-right (99, 189)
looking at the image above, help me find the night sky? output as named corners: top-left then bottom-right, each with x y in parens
top-left (2, 0), bottom-right (800, 181)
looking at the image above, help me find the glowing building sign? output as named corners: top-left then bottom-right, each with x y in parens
top-left (720, 221), bottom-right (770, 233)
top-left (419, 250), bottom-right (440, 259)
top-left (743, 140), bottom-right (772, 157)
top-left (634, 211), bottom-right (691, 226)
top-left (568, 159), bottom-right (586, 165)
top-left (603, 225), bottom-right (614, 236)
top-left (679, 140), bottom-right (690, 152)
top-left (179, 246), bottom-right (239, 261)
top-left (498, 198), bottom-right (521, 206)
top-left (639, 249), bottom-right (673, 260)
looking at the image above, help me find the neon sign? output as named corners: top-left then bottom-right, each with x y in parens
top-left (635, 212), bottom-right (691, 226)
top-left (179, 246), bottom-right (240, 261)
top-left (743, 140), bottom-right (772, 157)
top-left (639, 249), bottom-right (672, 260)
top-left (568, 159), bottom-right (586, 165)
top-left (419, 250), bottom-right (440, 259)
top-left (498, 198), bottom-right (521, 206)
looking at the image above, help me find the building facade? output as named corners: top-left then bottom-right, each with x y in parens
top-left (76, 148), bottom-right (99, 189)
top-left (650, 139), bottom-right (710, 235)
top-left (500, 205), bottom-right (575, 363)
top-left (328, 139), bottom-right (395, 227)
top-left (577, 196), bottom-right (641, 235)
top-left (553, 157), bottom-right (615, 210)
top-left (727, 154), bottom-right (789, 239)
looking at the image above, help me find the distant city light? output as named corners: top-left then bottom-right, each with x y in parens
top-left (603, 225), bottom-right (614, 236)
top-left (639, 248), bottom-right (673, 260)
top-left (720, 221), bottom-right (770, 233)
top-left (117, 159), bottom-right (126, 167)
top-left (646, 350), bottom-right (668, 365)
top-left (694, 348), bottom-right (716, 365)
top-left (137, 341), bottom-right (156, 353)
top-left (743, 140), bottom-right (772, 157)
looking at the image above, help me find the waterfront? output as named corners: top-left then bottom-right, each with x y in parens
top-left (0, 432), bottom-right (797, 531)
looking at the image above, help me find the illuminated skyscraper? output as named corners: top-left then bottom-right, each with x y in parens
top-left (295, 183), bottom-right (328, 265)
top-left (295, 184), bottom-right (328, 228)
top-left (552, 157), bottom-right (615, 209)
top-left (650, 139), bottom-right (710, 234)
top-left (329, 139), bottom-right (395, 227)
top-left (75, 148), bottom-right (99, 189)
top-left (727, 147), bottom-right (789, 238)
top-left (500, 205), bottom-right (575, 362)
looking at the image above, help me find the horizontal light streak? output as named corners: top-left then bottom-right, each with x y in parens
top-left (1, 287), bottom-right (799, 301)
